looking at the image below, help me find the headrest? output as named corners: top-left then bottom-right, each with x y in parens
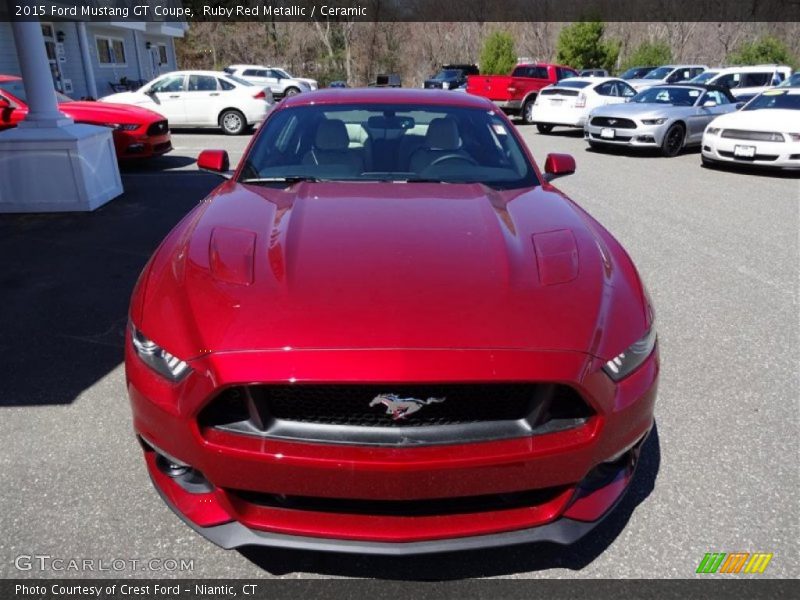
top-left (315, 120), bottom-right (349, 151)
top-left (425, 118), bottom-right (461, 150)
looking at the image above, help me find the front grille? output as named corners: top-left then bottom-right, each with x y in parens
top-left (199, 383), bottom-right (593, 445)
top-left (153, 141), bottom-right (172, 153)
top-left (590, 132), bottom-right (633, 142)
top-left (590, 116), bottom-right (637, 129)
top-left (229, 485), bottom-right (568, 517)
top-left (721, 129), bottom-right (784, 142)
top-left (718, 150), bottom-right (779, 161)
top-left (147, 120), bottom-right (169, 136)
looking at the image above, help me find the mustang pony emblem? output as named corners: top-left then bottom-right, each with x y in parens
top-left (369, 393), bottom-right (446, 421)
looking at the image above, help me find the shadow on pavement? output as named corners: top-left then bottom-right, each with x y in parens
top-left (0, 171), bottom-right (219, 406)
top-left (239, 424), bottom-right (661, 579)
top-left (120, 154), bottom-right (197, 172)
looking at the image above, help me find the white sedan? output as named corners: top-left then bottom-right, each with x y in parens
top-left (528, 77), bottom-right (637, 134)
top-left (101, 71), bottom-right (273, 135)
top-left (702, 88), bottom-right (800, 170)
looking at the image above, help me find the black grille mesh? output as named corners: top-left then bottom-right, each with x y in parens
top-left (147, 120), bottom-right (168, 136)
top-left (590, 116), bottom-right (637, 129)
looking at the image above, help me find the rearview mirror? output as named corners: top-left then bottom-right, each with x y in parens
top-left (197, 149), bottom-right (230, 177)
top-left (543, 153), bottom-right (576, 182)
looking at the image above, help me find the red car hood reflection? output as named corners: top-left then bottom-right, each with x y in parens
top-left (140, 181), bottom-right (647, 360)
top-left (60, 100), bottom-right (164, 124)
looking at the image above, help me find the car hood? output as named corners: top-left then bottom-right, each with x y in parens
top-left (591, 102), bottom-right (684, 119)
top-left (60, 100), bottom-right (163, 123)
top-left (138, 182), bottom-right (648, 359)
top-left (709, 108), bottom-right (800, 130)
top-left (627, 78), bottom-right (662, 88)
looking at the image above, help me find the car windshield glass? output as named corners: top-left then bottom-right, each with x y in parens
top-left (742, 91), bottom-right (800, 111)
top-left (779, 73), bottom-right (800, 87)
top-left (433, 70), bottom-right (462, 80)
top-left (553, 80), bottom-right (591, 89)
top-left (620, 67), bottom-right (647, 79)
top-left (690, 71), bottom-right (718, 83)
top-left (240, 103), bottom-right (538, 190)
top-left (643, 67), bottom-right (673, 80)
top-left (0, 80), bottom-right (72, 104)
top-left (631, 86), bottom-right (701, 106)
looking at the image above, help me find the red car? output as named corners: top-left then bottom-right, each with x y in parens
top-left (0, 75), bottom-right (171, 160)
top-left (467, 63), bottom-right (580, 124)
top-left (126, 89), bottom-right (658, 554)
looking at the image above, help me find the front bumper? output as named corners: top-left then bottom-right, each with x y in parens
top-left (584, 122), bottom-right (665, 147)
top-left (702, 135), bottom-right (800, 170)
top-left (127, 345), bottom-right (658, 553)
top-left (114, 131), bottom-right (172, 160)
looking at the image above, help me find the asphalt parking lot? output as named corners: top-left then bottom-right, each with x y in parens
top-left (0, 123), bottom-right (797, 580)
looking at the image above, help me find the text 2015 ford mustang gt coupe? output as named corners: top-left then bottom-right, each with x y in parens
top-left (126, 89), bottom-right (658, 555)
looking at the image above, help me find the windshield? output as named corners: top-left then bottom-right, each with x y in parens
top-left (240, 103), bottom-right (538, 190)
top-left (0, 80), bottom-right (73, 104)
top-left (690, 71), bottom-right (718, 84)
top-left (742, 90), bottom-right (800, 111)
top-left (620, 67), bottom-right (649, 79)
top-left (631, 86), bottom-right (702, 106)
top-left (643, 67), bottom-right (673, 80)
top-left (433, 69), bottom-right (462, 80)
top-left (779, 73), bottom-right (800, 87)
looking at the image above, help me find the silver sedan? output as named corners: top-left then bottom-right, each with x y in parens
top-left (584, 85), bottom-right (741, 157)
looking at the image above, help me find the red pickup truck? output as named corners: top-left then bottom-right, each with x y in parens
top-left (467, 63), bottom-right (579, 123)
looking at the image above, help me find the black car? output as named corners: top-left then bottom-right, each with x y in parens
top-left (424, 64), bottom-right (479, 90)
top-left (370, 74), bottom-right (402, 88)
top-left (619, 66), bottom-right (656, 80)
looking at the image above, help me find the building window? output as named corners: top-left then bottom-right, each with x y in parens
top-left (96, 36), bottom-right (127, 66)
top-left (158, 44), bottom-right (169, 66)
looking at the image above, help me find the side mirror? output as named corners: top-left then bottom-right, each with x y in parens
top-left (703, 100), bottom-right (717, 107)
top-left (197, 149), bottom-right (230, 177)
top-left (543, 153), bottom-right (576, 182)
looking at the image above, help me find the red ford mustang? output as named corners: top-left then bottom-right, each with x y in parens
top-left (0, 75), bottom-right (171, 160)
top-left (126, 89), bottom-right (658, 554)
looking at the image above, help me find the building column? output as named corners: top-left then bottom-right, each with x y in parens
top-left (76, 22), bottom-right (98, 99)
top-left (11, 20), bottom-right (72, 127)
top-left (0, 15), bottom-right (123, 213)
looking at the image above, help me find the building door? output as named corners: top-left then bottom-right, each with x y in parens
top-left (40, 23), bottom-right (65, 93)
top-left (149, 47), bottom-right (161, 80)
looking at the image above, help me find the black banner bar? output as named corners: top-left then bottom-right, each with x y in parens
top-left (3, 0), bottom-right (800, 22)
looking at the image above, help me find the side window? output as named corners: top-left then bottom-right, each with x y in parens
top-left (594, 82), bottom-right (613, 96)
top-left (150, 75), bottom-right (185, 93)
top-left (218, 78), bottom-right (235, 91)
top-left (187, 75), bottom-right (218, 92)
top-left (243, 69), bottom-right (260, 77)
top-left (742, 72), bottom-right (771, 87)
top-left (702, 90), bottom-right (728, 106)
top-left (557, 68), bottom-right (575, 81)
top-left (267, 70), bottom-right (283, 79)
top-left (620, 82), bottom-right (636, 97)
top-left (691, 68), bottom-right (705, 78)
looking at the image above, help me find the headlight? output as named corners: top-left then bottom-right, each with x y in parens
top-left (705, 127), bottom-right (721, 136)
top-left (104, 123), bottom-right (139, 131)
top-left (442, 82), bottom-right (450, 89)
top-left (641, 118), bottom-right (667, 125)
top-left (602, 326), bottom-right (657, 382)
top-left (130, 326), bottom-right (191, 382)
top-left (786, 133), bottom-right (800, 142)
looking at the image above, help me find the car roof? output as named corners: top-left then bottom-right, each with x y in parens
top-left (712, 65), bottom-right (792, 74)
top-left (280, 88), bottom-right (495, 109)
top-left (550, 76), bottom-right (618, 85)
top-left (160, 70), bottom-right (241, 78)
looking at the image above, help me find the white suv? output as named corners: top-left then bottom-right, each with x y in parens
top-left (626, 65), bottom-right (708, 90)
top-left (690, 65), bottom-right (793, 101)
top-left (224, 65), bottom-right (311, 99)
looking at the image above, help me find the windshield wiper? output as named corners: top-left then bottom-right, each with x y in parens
top-left (239, 176), bottom-right (323, 185)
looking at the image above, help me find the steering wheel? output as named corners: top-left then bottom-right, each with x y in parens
top-left (428, 153), bottom-right (478, 167)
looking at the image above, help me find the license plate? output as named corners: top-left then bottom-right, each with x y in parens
top-left (734, 145), bottom-right (756, 158)
top-left (601, 128), bottom-right (615, 139)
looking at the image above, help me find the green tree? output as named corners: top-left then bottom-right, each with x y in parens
top-left (480, 31), bottom-right (517, 75)
top-left (621, 41), bottom-right (673, 72)
top-left (555, 21), bottom-right (620, 72)
top-left (726, 36), bottom-right (797, 68)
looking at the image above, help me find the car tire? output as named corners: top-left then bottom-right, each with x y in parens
top-left (220, 109), bottom-right (247, 136)
top-left (521, 98), bottom-right (537, 125)
top-left (536, 124), bottom-right (554, 134)
top-left (661, 123), bottom-right (685, 157)
top-left (284, 87), bottom-right (301, 97)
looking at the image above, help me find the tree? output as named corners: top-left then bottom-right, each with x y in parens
top-left (555, 21), bottom-right (620, 72)
top-left (621, 41), bottom-right (673, 71)
top-left (480, 31), bottom-right (516, 75)
top-left (727, 36), bottom-right (797, 68)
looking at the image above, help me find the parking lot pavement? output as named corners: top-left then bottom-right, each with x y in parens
top-left (0, 126), bottom-right (797, 579)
